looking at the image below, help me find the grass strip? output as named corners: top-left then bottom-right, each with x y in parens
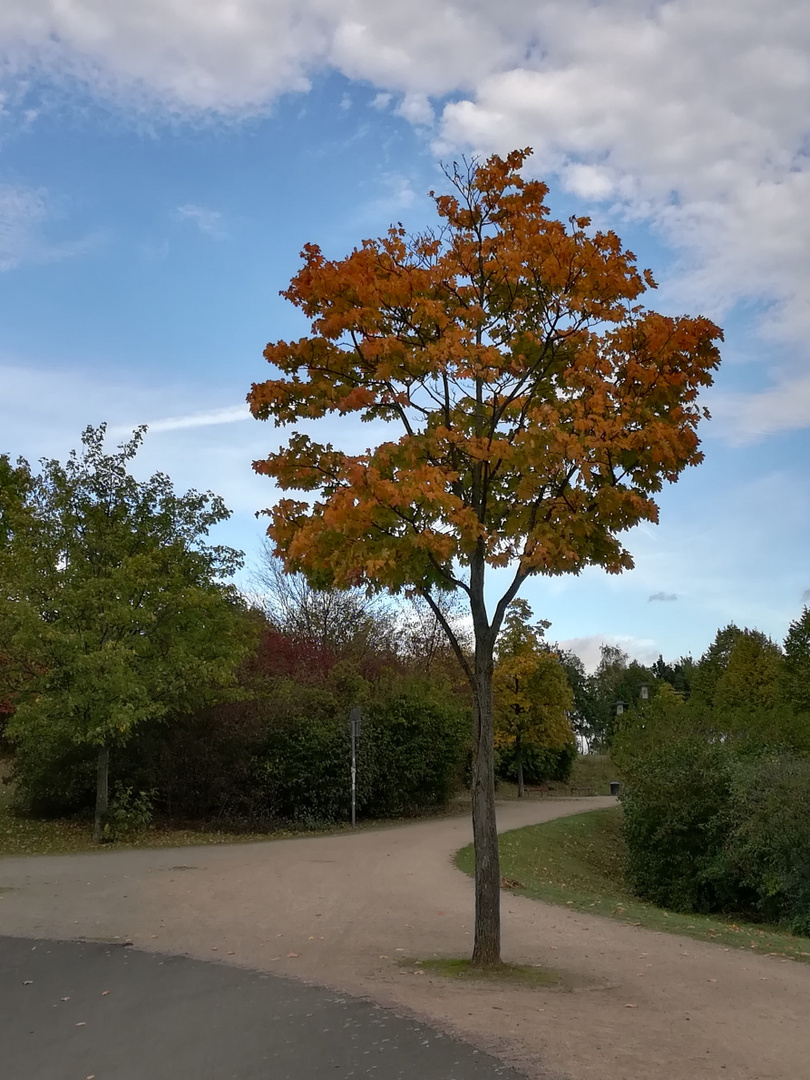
top-left (455, 806), bottom-right (810, 964)
top-left (400, 957), bottom-right (563, 986)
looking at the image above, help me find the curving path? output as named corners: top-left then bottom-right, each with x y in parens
top-left (1, 797), bottom-right (808, 1079)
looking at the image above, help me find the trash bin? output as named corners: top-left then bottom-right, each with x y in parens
top-left (609, 781), bottom-right (621, 796)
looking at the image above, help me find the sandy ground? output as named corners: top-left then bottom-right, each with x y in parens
top-left (1, 797), bottom-right (808, 1080)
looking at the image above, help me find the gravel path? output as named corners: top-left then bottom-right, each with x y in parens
top-left (1, 797), bottom-right (808, 1080)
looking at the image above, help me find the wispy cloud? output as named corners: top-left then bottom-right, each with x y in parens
top-left (0, 185), bottom-right (48, 270)
top-left (711, 374), bottom-right (810, 444)
top-left (121, 404), bottom-right (250, 435)
top-left (0, 183), bottom-right (102, 270)
top-left (649, 592), bottom-right (678, 602)
top-left (176, 203), bottom-right (226, 238)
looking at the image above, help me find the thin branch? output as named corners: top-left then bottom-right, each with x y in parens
top-left (418, 587), bottom-right (473, 685)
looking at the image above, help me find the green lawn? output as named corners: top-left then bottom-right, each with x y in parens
top-left (456, 805), bottom-right (810, 964)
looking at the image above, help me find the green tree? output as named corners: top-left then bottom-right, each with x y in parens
top-left (584, 644), bottom-right (655, 747)
top-left (713, 629), bottom-right (783, 713)
top-left (782, 607), bottom-right (810, 714)
top-left (248, 150), bottom-right (722, 964)
top-left (0, 425), bottom-right (254, 841)
top-left (552, 647), bottom-right (593, 748)
top-left (690, 624), bottom-right (743, 708)
top-left (651, 654), bottom-right (694, 698)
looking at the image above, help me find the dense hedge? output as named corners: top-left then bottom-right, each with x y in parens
top-left (9, 671), bottom-right (470, 827)
top-left (620, 737), bottom-right (735, 912)
top-left (618, 714), bottom-right (810, 934)
top-left (257, 681), bottom-right (468, 824)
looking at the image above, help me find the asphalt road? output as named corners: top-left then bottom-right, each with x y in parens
top-left (1, 935), bottom-right (524, 1080)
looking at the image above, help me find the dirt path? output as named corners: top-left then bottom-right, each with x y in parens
top-left (1, 798), bottom-right (808, 1080)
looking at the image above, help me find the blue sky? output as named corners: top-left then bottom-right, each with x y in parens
top-left (1, 1), bottom-right (809, 669)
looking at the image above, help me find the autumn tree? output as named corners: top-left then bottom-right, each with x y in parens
top-left (248, 149), bottom-right (722, 965)
top-left (493, 601), bottom-right (573, 796)
top-left (0, 425), bottom-right (254, 841)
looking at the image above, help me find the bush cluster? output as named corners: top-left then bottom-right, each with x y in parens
top-left (618, 718), bottom-right (810, 934)
top-left (10, 664), bottom-right (470, 829)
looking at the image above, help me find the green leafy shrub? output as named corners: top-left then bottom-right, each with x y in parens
top-left (257, 684), bottom-right (349, 824)
top-left (617, 691), bottom-right (810, 932)
top-left (9, 717), bottom-right (96, 817)
top-left (101, 785), bottom-right (156, 841)
top-left (620, 738), bottom-right (735, 912)
top-left (257, 676), bottom-right (468, 823)
top-left (360, 683), bottom-right (469, 816)
top-left (724, 755), bottom-right (810, 934)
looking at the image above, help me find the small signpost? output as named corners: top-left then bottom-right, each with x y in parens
top-left (350, 706), bottom-right (361, 827)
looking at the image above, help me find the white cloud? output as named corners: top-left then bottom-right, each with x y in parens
top-left (558, 634), bottom-right (659, 674)
top-left (711, 373), bottom-right (810, 444)
top-left (176, 203), bottom-right (226, 238)
top-left (1, 0), bottom-right (810, 434)
top-left (396, 92), bottom-right (433, 127)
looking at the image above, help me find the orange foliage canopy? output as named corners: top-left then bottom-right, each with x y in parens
top-left (248, 149), bottom-right (721, 606)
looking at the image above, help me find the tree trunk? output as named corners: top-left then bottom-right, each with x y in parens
top-left (516, 732), bottom-right (525, 798)
top-left (93, 743), bottom-right (110, 843)
top-left (471, 653), bottom-right (501, 967)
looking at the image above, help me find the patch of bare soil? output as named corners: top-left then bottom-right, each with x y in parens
top-left (1, 798), bottom-right (807, 1080)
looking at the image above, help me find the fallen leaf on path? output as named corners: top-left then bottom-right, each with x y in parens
top-left (23, 980), bottom-right (33, 985)
top-left (624, 1004), bottom-right (638, 1009)
top-left (76, 1021), bottom-right (86, 1027)
top-left (287, 951), bottom-right (299, 958)
top-left (101, 991), bottom-right (110, 996)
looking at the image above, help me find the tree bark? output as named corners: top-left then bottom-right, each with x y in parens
top-left (470, 649), bottom-right (501, 967)
top-left (93, 743), bottom-right (110, 843)
top-left (516, 732), bottom-right (525, 798)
